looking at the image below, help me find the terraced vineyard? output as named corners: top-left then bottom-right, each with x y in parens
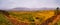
top-left (0, 10), bottom-right (60, 25)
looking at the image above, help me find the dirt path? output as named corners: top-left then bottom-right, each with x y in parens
top-left (0, 10), bottom-right (29, 25)
top-left (4, 15), bottom-right (29, 25)
top-left (40, 15), bottom-right (60, 25)
top-left (40, 7), bottom-right (60, 25)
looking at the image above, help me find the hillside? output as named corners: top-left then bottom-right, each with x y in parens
top-left (0, 8), bottom-right (60, 25)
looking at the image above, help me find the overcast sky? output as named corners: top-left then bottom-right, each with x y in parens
top-left (0, 0), bottom-right (60, 9)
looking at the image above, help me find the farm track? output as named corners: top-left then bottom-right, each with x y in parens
top-left (40, 15), bottom-right (60, 25)
top-left (5, 15), bottom-right (29, 25)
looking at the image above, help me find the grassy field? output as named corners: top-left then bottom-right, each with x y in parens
top-left (0, 10), bottom-right (60, 25)
top-left (0, 13), bottom-right (13, 25)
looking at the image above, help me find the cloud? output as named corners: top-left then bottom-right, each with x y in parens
top-left (0, 0), bottom-right (60, 9)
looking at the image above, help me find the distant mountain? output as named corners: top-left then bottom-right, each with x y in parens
top-left (10, 7), bottom-right (56, 11)
top-left (10, 7), bottom-right (31, 11)
top-left (10, 7), bottom-right (39, 11)
top-left (0, 7), bottom-right (60, 11)
top-left (37, 8), bottom-right (55, 10)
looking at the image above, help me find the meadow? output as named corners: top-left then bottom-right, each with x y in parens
top-left (0, 10), bottom-right (60, 25)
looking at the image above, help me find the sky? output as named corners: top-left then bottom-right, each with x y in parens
top-left (0, 0), bottom-right (60, 9)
